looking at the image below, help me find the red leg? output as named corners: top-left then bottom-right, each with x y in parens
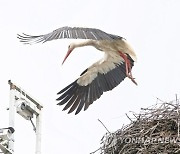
top-left (118, 51), bottom-right (137, 85)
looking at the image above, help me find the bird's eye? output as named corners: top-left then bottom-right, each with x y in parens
top-left (68, 45), bottom-right (71, 49)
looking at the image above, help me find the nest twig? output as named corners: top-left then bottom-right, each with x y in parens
top-left (96, 98), bottom-right (180, 154)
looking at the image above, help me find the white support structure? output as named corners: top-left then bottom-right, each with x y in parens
top-left (35, 114), bottom-right (42, 154)
top-left (8, 86), bottom-right (16, 153)
top-left (0, 80), bottom-right (43, 154)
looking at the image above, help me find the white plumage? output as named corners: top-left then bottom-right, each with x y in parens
top-left (18, 26), bottom-right (137, 114)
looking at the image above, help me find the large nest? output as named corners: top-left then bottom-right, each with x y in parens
top-left (94, 98), bottom-right (180, 154)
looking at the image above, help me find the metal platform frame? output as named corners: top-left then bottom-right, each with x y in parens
top-left (0, 80), bottom-right (43, 154)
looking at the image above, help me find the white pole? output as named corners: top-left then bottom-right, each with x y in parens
top-left (8, 83), bottom-right (16, 153)
top-left (35, 113), bottom-right (42, 154)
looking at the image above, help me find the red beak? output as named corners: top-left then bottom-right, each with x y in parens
top-left (62, 49), bottom-right (73, 65)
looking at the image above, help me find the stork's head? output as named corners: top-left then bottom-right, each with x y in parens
top-left (62, 40), bottom-right (93, 64)
top-left (62, 43), bottom-right (76, 64)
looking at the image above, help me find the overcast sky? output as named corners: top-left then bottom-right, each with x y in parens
top-left (1, 0), bottom-right (180, 153)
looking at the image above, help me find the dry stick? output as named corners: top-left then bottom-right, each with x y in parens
top-left (98, 119), bottom-right (111, 133)
top-left (175, 94), bottom-right (180, 137)
top-left (90, 147), bottom-right (102, 154)
top-left (125, 113), bottom-right (133, 122)
top-left (176, 100), bottom-right (180, 137)
top-left (91, 120), bottom-right (112, 154)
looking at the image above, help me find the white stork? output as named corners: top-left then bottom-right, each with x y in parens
top-left (17, 26), bottom-right (137, 115)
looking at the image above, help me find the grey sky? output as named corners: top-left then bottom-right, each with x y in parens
top-left (1, 0), bottom-right (180, 153)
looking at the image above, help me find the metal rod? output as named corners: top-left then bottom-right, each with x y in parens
top-left (30, 118), bottom-right (36, 132)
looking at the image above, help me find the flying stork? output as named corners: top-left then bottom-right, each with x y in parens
top-left (17, 26), bottom-right (137, 115)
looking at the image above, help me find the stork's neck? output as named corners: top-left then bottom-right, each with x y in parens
top-left (73, 40), bottom-right (95, 48)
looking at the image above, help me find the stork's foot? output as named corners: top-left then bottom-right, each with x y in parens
top-left (118, 51), bottom-right (138, 85)
top-left (126, 74), bottom-right (138, 85)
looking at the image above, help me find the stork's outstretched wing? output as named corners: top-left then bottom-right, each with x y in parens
top-left (56, 54), bottom-right (134, 115)
top-left (17, 27), bottom-right (123, 44)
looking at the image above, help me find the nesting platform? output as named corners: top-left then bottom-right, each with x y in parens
top-left (98, 99), bottom-right (180, 154)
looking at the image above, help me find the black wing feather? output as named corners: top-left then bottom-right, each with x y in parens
top-left (57, 55), bottom-right (134, 114)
